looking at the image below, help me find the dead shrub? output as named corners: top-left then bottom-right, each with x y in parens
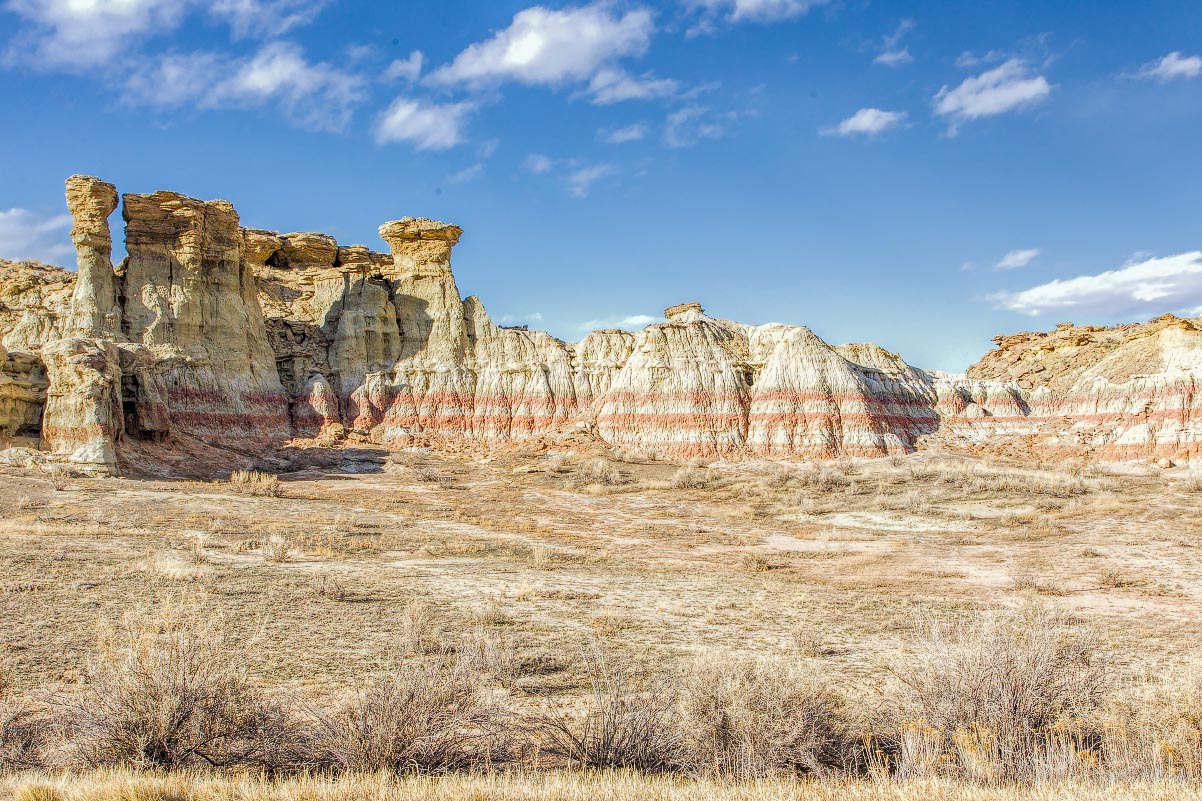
top-left (305, 650), bottom-right (509, 773)
top-left (59, 607), bottom-right (296, 770)
top-left (229, 470), bottom-right (282, 498)
top-left (413, 465), bottom-right (452, 484)
top-left (534, 643), bottom-right (684, 772)
top-left (46, 465), bottom-right (72, 492)
top-left (676, 653), bottom-right (846, 778)
top-left (877, 608), bottom-right (1110, 783)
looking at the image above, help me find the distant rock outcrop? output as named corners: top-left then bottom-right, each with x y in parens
top-left (1, 174), bottom-right (1200, 471)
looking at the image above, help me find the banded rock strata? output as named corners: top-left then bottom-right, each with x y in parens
top-left (0, 174), bottom-right (1200, 473)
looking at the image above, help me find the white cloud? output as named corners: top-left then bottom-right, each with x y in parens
top-left (567, 164), bottom-right (616, 197)
top-left (989, 252), bottom-right (1202, 317)
top-left (3, 0), bottom-right (325, 68)
top-left (585, 67), bottom-right (678, 104)
top-left (933, 59), bottom-right (1051, 134)
top-left (384, 50), bottom-right (424, 82)
top-left (447, 164), bottom-right (484, 184)
top-left (523, 154), bottom-right (554, 174)
top-left (427, 3), bottom-right (653, 89)
top-left (664, 105), bottom-right (729, 147)
top-left (0, 208), bottom-right (73, 265)
top-left (822, 107), bottom-right (906, 137)
top-left (602, 123), bottom-right (647, 143)
top-left (995, 248), bottom-right (1040, 270)
top-left (3, 0), bottom-right (188, 68)
top-left (577, 313), bottom-right (659, 331)
top-left (208, 0), bottom-right (326, 38)
top-left (1132, 51), bottom-right (1201, 82)
top-left (375, 96), bottom-right (475, 150)
top-left (686, 0), bottom-right (829, 24)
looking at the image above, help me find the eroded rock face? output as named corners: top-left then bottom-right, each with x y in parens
top-left (8, 174), bottom-right (1202, 470)
top-left (0, 260), bottom-right (76, 442)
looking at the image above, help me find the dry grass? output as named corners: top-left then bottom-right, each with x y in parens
top-left (229, 470), bottom-right (282, 497)
top-left (7, 770), bottom-right (1202, 801)
top-left (2, 450), bottom-right (1201, 795)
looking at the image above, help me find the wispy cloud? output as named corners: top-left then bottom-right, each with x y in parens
top-left (685, 0), bottom-right (830, 31)
top-left (602, 123), bottom-right (648, 143)
top-left (567, 164), bottom-right (617, 198)
top-left (3, 0), bottom-right (325, 69)
top-left (822, 107), bottom-right (906, 137)
top-left (989, 252), bottom-right (1202, 317)
top-left (995, 248), bottom-right (1040, 270)
top-left (374, 96), bottom-right (475, 150)
top-left (584, 67), bottom-right (679, 104)
top-left (664, 105), bottom-right (731, 147)
top-left (0, 208), bottom-right (73, 265)
top-left (933, 58), bottom-right (1051, 135)
top-left (383, 50), bottom-right (424, 82)
top-left (209, 0), bottom-right (326, 39)
top-left (577, 313), bottom-right (660, 331)
top-left (446, 164), bottom-right (484, 184)
top-left (1129, 51), bottom-right (1201, 82)
top-left (873, 19), bottom-right (914, 67)
top-left (125, 42), bottom-right (366, 132)
top-left (955, 49), bottom-right (1007, 69)
top-left (523, 154), bottom-right (555, 174)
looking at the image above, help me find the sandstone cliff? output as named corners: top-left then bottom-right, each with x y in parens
top-left (1, 174), bottom-right (1200, 472)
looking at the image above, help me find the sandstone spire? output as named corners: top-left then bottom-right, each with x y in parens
top-left (65, 175), bottom-right (120, 338)
top-left (379, 218), bottom-right (469, 364)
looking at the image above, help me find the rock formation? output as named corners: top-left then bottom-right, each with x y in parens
top-left (1, 174), bottom-right (1200, 472)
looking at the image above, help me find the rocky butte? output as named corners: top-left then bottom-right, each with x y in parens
top-left (1, 175), bottom-right (1200, 475)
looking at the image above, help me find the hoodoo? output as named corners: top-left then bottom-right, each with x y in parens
top-left (1, 174), bottom-right (1200, 473)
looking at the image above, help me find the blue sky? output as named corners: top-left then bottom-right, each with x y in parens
top-left (1, 0), bottom-right (1200, 370)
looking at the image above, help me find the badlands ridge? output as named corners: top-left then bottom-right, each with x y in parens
top-left (1, 175), bottom-right (1200, 475)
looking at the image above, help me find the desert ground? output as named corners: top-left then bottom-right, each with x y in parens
top-left (3, 446), bottom-right (1202, 800)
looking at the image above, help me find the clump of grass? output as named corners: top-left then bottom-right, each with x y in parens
top-left (739, 553), bottom-right (777, 573)
top-left (312, 572), bottom-right (347, 601)
top-left (229, 470), bottom-right (282, 497)
top-left (571, 458), bottom-right (625, 487)
top-left (261, 533), bottom-right (294, 563)
top-left (671, 466), bottom-right (715, 489)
